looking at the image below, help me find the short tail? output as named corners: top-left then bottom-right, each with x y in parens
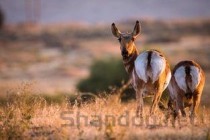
top-left (185, 66), bottom-right (193, 99)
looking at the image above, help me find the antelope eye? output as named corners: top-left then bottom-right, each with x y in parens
top-left (131, 37), bottom-right (135, 41)
top-left (118, 37), bottom-right (121, 42)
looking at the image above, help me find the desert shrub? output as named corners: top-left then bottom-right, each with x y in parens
top-left (40, 92), bottom-right (68, 105)
top-left (77, 58), bottom-right (129, 94)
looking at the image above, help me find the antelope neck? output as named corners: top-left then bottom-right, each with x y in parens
top-left (123, 47), bottom-right (138, 74)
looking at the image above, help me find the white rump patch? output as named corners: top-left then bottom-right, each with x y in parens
top-left (174, 66), bottom-right (201, 93)
top-left (134, 52), bottom-right (148, 83)
top-left (134, 51), bottom-right (166, 83)
top-left (174, 66), bottom-right (187, 92)
top-left (189, 66), bottom-right (200, 92)
top-left (150, 52), bottom-right (166, 83)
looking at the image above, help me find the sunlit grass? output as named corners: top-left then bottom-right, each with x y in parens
top-left (0, 84), bottom-right (210, 139)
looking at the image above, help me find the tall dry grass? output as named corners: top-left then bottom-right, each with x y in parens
top-left (0, 84), bottom-right (210, 139)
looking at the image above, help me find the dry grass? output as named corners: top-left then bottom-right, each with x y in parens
top-left (0, 84), bottom-right (210, 140)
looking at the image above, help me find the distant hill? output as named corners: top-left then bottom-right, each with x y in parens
top-left (0, 0), bottom-right (210, 24)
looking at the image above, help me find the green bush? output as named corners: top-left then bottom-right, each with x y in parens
top-left (76, 58), bottom-right (169, 105)
top-left (77, 58), bottom-right (129, 93)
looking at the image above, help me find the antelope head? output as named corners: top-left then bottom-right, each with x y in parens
top-left (111, 21), bottom-right (141, 59)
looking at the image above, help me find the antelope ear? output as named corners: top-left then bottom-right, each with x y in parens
top-left (132, 20), bottom-right (141, 38)
top-left (111, 23), bottom-right (121, 38)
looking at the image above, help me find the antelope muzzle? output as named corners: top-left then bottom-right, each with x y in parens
top-left (121, 50), bottom-right (129, 59)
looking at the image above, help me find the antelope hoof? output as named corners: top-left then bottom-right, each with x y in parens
top-left (149, 108), bottom-right (155, 116)
top-left (181, 111), bottom-right (186, 117)
top-left (189, 113), bottom-right (196, 123)
top-left (173, 110), bottom-right (178, 119)
top-left (136, 110), bottom-right (143, 118)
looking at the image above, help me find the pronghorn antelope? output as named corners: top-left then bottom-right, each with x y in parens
top-left (111, 21), bottom-right (171, 117)
top-left (168, 60), bottom-right (205, 118)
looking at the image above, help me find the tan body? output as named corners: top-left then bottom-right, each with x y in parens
top-left (111, 21), bottom-right (171, 117)
top-left (168, 60), bottom-right (205, 118)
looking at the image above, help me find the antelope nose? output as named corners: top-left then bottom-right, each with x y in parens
top-left (122, 50), bottom-right (128, 56)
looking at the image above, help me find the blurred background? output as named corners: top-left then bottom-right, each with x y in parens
top-left (0, 0), bottom-right (210, 105)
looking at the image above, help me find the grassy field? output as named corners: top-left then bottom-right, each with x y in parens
top-left (0, 84), bottom-right (210, 139)
top-left (0, 19), bottom-right (210, 139)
